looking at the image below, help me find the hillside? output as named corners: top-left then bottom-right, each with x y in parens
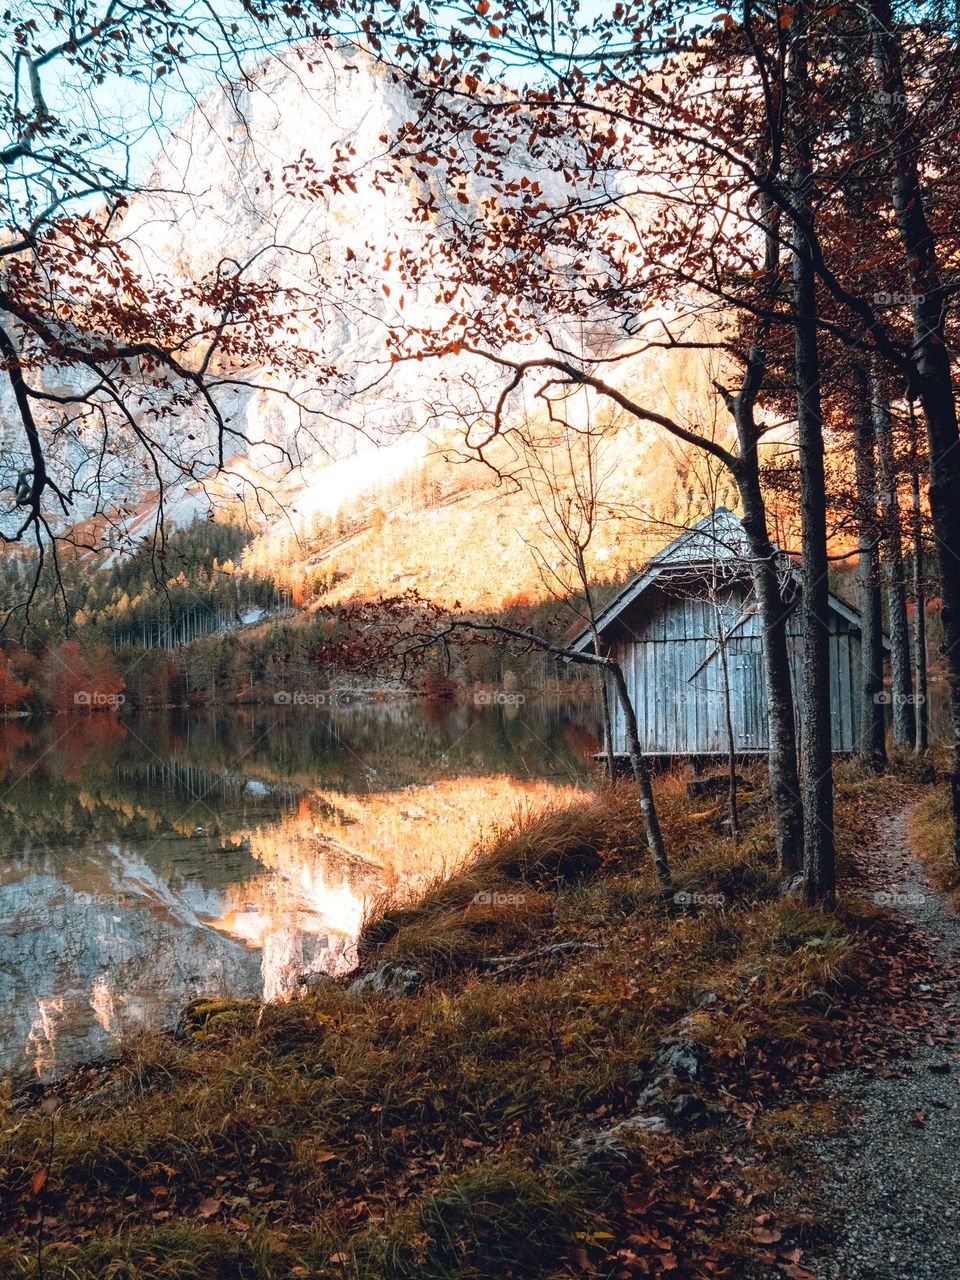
top-left (239, 412), bottom-right (743, 616)
top-left (0, 41), bottom-right (734, 597)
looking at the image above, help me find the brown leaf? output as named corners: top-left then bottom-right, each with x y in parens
top-left (30, 1169), bottom-right (47, 1196)
top-left (197, 1196), bottom-right (223, 1218)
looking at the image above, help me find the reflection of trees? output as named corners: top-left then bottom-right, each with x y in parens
top-left (0, 719), bottom-right (297, 852)
top-left (0, 699), bottom-right (603, 1079)
top-left (133, 700), bottom-right (602, 793)
top-left (0, 701), bottom-right (601, 852)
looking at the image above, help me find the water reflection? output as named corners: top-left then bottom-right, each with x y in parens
top-left (0, 697), bottom-right (599, 1081)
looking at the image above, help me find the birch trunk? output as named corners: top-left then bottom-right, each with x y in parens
top-left (852, 363), bottom-right (887, 769)
top-left (871, 369), bottom-right (914, 748)
top-left (607, 660), bottom-right (672, 888)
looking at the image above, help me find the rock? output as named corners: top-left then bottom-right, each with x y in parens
top-left (299, 970), bottom-right (335, 994)
top-left (569, 1111), bottom-right (670, 1170)
top-left (347, 961), bottom-right (424, 997)
top-left (665, 1092), bottom-right (708, 1123)
top-left (652, 1037), bottom-right (703, 1080)
top-left (629, 1036), bottom-right (715, 1128)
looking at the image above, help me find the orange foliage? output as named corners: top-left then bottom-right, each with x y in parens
top-left (0, 653), bottom-right (29, 712)
top-left (45, 640), bottom-right (126, 713)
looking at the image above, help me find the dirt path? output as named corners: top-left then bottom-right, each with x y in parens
top-left (812, 800), bottom-right (960, 1280)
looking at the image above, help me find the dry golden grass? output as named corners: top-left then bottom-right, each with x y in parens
top-left (0, 768), bottom-right (896, 1280)
top-left (907, 782), bottom-right (960, 905)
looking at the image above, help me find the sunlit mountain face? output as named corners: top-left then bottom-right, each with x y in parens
top-left (0, 38), bottom-right (738, 614)
top-left (0, 701), bottom-right (600, 1080)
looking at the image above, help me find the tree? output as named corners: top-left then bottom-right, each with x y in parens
top-left (43, 638), bottom-right (122, 712)
top-left (327, 3), bottom-right (829, 875)
top-left (908, 404), bottom-right (931, 754)
top-left (871, 369), bottom-right (915, 750)
top-left (0, 651), bottom-right (30, 712)
top-left (0, 2), bottom-right (335, 620)
top-left (452, 375), bottom-right (628, 777)
top-left (862, 0), bottom-right (960, 854)
top-left (850, 363), bottom-right (887, 770)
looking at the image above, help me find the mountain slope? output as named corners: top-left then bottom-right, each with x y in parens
top-left (2, 42), bottom-right (733, 613)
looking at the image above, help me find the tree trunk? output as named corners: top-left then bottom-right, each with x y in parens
top-left (607, 659), bottom-right (672, 888)
top-left (868, 0), bottom-right (960, 859)
top-left (909, 416), bottom-right (930, 753)
top-left (578, 547), bottom-right (616, 780)
top-left (852, 362), bottom-right (887, 769)
top-left (871, 368), bottom-right (914, 748)
top-left (592, 624), bottom-right (615, 780)
top-left (735, 467), bottom-right (803, 872)
top-left (791, 7), bottom-right (835, 904)
top-left (727, 177), bottom-right (803, 875)
top-left (715, 612), bottom-right (741, 844)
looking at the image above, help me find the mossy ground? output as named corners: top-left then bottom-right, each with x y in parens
top-left (0, 763), bottom-right (936, 1278)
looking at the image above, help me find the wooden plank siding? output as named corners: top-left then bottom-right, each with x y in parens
top-left (606, 584), bottom-right (865, 756)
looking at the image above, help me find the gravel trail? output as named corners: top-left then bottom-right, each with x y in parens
top-left (813, 802), bottom-right (960, 1280)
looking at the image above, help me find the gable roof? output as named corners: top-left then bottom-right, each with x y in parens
top-left (570, 507), bottom-right (883, 651)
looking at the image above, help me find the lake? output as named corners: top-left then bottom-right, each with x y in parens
top-left (0, 697), bottom-right (601, 1084)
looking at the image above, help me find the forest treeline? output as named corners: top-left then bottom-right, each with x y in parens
top-left (0, 510), bottom-right (604, 711)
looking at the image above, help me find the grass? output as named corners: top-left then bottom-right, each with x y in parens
top-left (0, 765), bottom-right (916, 1278)
top-left (906, 779), bottom-right (960, 904)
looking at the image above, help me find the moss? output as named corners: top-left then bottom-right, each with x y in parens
top-left (176, 997), bottom-right (256, 1042)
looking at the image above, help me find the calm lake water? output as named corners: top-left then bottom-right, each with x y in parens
top-left (0, 698), bottom-right (601, 1083)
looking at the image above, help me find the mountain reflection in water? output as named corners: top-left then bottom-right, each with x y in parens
top-left (0, 697), bottom-right (600, 1081)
